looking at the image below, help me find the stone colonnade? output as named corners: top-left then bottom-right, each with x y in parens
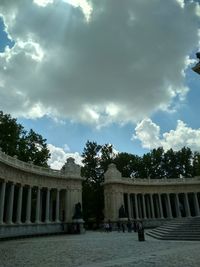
top-left (0, 150), bottom-right (83, 238)
top-left (0, 183), bottom-right (82, 225)
top-left (104, 164), bottom-right (200, 223)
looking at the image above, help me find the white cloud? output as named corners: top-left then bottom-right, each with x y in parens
top-left (0, 0), bottom-right (199, 127)
top-left (47, 144), bottom-right (83, 169)
top-left (132, 118), bottom-right (162, 149)
top-left (133, 118), bottom-right (200, 151)
top-left (33, 0), bottom-right (54, 7)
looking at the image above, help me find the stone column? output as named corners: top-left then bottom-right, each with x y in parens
top-left (112, 192), bottom-right (117, 220)
top-left (7, 183), bottom-right (15, 224)
top-left (127, 194), bottom-right (132, 219)
top-left (134, 194), bottom-right (139, 219)
top-left (26, 186), bottom-right (32, 224)
top-left (49, 190), bottom-right (53, 222)
top-left (158, 194), bottom-right (164, 218)
top-left (193, 192), bottom-right (200, 216)
top-left (16, 185), bottom-right (23, 224)
top-left (64, 189), bottom-right (68, 222)
top-left (155, 195), bottom-right (161, 218)
top-left (0, 181), bottom-right (6, 224)
top-left (138, 195), bottom-right (143, 219)
top-left (45, 188), bottom-right (50, 223)
top-left (146, 195), bottom-right (151, 219)
top-left (166, 194), bottom-right (173, 218)
top-left (184, 193), bottom-right (191, 217)
top-left (142, 194), bottom-right (147, 219)
top-left (56, 189), bottom-right (60, 222)
top-left (150, 194), bottom-right (155, 219)
top-left (175, 194), bottom-right (181, 218)
top-left (35, 187), bottom-right (41, 223)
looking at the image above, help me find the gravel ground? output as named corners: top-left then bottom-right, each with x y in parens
top-left (0, 231), bottom-right (200, 267)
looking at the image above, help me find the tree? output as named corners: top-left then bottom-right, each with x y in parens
top-left (149, 147), bottom-right (165, 179)
top-left (17, 129), bottom-right (50, 167)
top-left (193, 152), bottom-right (200, 176)
top-left (176, 147), bottom-right (193, 178)
top-left (81, 141), bottom-right (102, 224)
top-left (81, 141), bottom-right (115, 225)
top-left (0, 111), bottom-right (24, 156)
top-left (162, 148), bottom-right (179, 178)
top-left (113, 152), bottom-right (141, 178)
top-left (0, 111), bottom-right (50, 167)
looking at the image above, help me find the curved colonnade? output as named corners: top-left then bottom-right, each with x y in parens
top-left (0, 150), bottom-right (83, 238)
top-left (104, 164), bottom-right (200, 227)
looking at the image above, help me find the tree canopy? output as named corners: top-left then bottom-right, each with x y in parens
top-left (0, 111), bottom-right (50, 167)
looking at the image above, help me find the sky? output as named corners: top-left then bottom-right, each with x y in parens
top-left (0, 0), bottom-right (200, 169)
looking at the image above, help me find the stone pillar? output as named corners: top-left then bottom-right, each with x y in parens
top-left (156, 195), bottom-right (161, 218)
top-left (0, 181), bottom-right (6, 224)
top-left (150, 194), bottom-right (155, 219)
top-left (142, 194), bottom-right (147, 219)
top-left (146, 195), bottom-right (151, 219)
top-left (127, 194), bottom-right (132, 219)
top-left (158, 194), bottom-right (164, 218)
top-left (175, 194), bottom-right (181, 218)
top-left (56, 189), bottom-right (60, 222)
top-left (138, 195), bottom-right (143, 219)
top-left (166, 194), bottom-right (173, 218)
top-left (49, 190), bottom-right (53, 222)
top-left (45, 188), bottom-right (50, 223)
top-left (26, 186), bottom-right (32, 224)
top-left (112, 192), bottom-right (117, 220)
top-left (134, 194), bottom-right (139, 219)
top-left (64, 189), bottom-right (68, 222)
top-left (193, 192), bottom-right (200, 216)
top-left (16, 185), bottom-right (23, 224)
top-left (184, 193), bottom-right (191, 217)
top-left (7, 183), bottom-right (15, 224)
top-left (35, 187), bottom-right (41, 223)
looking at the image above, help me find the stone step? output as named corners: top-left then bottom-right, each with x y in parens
top-left (146, 217), bottom-right (200, 241)
top-left (149, 229), bottom-right (200, 235)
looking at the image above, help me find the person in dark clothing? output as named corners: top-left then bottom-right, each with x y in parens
top-left (121, 223), bottom-right (125, 233)
top-left (117, 221), bottom-right (121, 232)
top-left (127, 219), bottom-right (132, 232)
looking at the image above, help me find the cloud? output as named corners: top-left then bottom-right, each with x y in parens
top-left (133, 118), bottom-right (200, 151)
top-left (132, 118), bottom-right (162, 149)
top-left (47, 143), bottom-right (83, 169)
top-left (0, 0), bottom-right (199, 126)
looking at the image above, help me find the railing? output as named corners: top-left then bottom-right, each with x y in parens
top-left (120, 176), bottom-right (200, 185)
top-left (0, 149), bottom-right (72, 178)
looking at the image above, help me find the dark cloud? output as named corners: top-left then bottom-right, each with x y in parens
top-left (0, 0), bottom-right (199, 126)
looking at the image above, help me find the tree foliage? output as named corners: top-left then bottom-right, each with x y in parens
top-left (81, 141), bottom-right (115, 224)
top-left (0, 111), bottom-right (50, 167)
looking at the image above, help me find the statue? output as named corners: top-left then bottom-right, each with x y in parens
top-left (118, 205), bottom-right (127, 218)
top-left (72, 202), bottom-right (83, 220)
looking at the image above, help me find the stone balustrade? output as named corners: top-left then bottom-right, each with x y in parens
top-left (0, 149), bottom-right (81, 178)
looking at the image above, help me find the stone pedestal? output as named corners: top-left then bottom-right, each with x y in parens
top-left (72, 219), bottom-right (85, 234)
top-left (119, 217), bottom-right (128, 222)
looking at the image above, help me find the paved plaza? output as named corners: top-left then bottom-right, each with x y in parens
top-left (0, 231), bottom-right (200, 267)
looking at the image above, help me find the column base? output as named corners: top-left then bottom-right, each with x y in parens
top-left (25, 221), bottom-right (32, 225)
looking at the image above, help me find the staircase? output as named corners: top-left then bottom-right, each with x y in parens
top-left (147, 216), bottom-right (200, 241)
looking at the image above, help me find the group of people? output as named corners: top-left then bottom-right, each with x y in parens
top-left (104, 220), bottom-right (144, 233)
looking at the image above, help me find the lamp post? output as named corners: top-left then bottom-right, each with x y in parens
top-left (192, 52), bottom-right (200, 75)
